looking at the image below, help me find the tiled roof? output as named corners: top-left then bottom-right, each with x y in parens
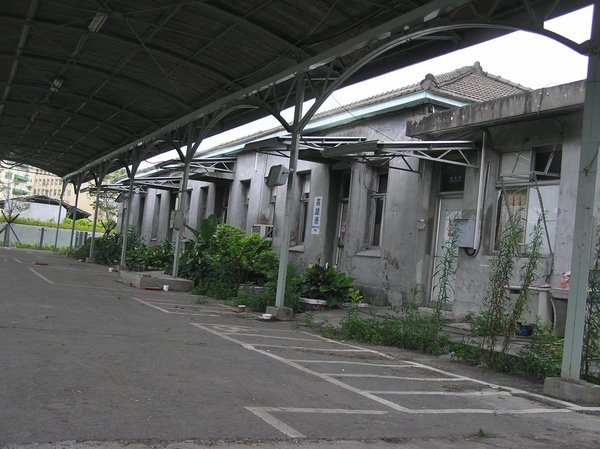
top-left (425, 62), bottom-right (530, 102)
top-left (327, 61), bottom-right (530, 113)
top-left (202, 62), bottom-right (530, 154)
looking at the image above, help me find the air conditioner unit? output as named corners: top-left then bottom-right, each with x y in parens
top-left (252, 224), bottom-right (273, 239)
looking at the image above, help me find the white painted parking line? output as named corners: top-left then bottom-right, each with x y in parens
top-left (323, 373), bottom-right (465, 381)
top-left (192, 322), bottom-right (413, 413)
top-left (245, 406), bottom-right (387, 438)
top-left (132, 297), bottom-right (220, 317)
top-left (366, 390), bottom-right (512, 396)
top-left (414, 407), bottom-right (572, 415)
top-left (221, 332), bottom-right (325, 342)
top-left (245, 406), bottom-right (306, 438)
top-left (307, 332), bottom-right (392, 359)
top-left (29, 267), bottom-right (54, 284)
top-left (288, 360), bottom-right (413, 368)
top-left (12, 257), bottom-right (22, 264)
top-left (248, 344), bottom-right (374, 353)
top-left (190, 322), bottom-right (600, 416)
top-left (405, 360), bottom-right (600, 412)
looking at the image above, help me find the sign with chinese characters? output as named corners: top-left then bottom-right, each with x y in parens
top-left (311, 196), bottom-right (323, 235)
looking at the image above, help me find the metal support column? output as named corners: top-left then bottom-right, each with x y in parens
top-left (69, 178), bottom-right (81, 252)
top-left (561, 7), bottom-right (600, 380)
top-left (88, 169), bottom-right (106, 262)
top-left (119, 161), bottom-right (140, 268)
top-left (53, 183), bottom-right (67, 249)
top-left (171, 126), bottom-right (195, 277)
top-left (275, 74), bottom-right (305, 308)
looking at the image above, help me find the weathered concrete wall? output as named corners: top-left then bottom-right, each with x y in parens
top-left (449, 112), bottom-right (586, 316)
top-left (407, 81), bottom-right (585, 138)
top-left (119, 85), bottom-right (595, 315)
top-left (313, 107), bottom-right (438, 304)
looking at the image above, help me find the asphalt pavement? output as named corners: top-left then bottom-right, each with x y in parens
top-left (1, 247), bottom-right (599, 449)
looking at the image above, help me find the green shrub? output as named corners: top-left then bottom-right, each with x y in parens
top-left (452, 321), bottom-right (563, 381)
top-left (232, 267), bottom-right (302, 313)
top-left (71, 225), bottom-right (143, 265)
top-left (0, 216), bottom-right (101, 232)
top-left (299, 263), bottom-right (354, 308)
top-left (514, 321), bottom-right (563, 380)
top-left (188, 223), bottom-right (279, 300)
top-left (125, 241), bottom-right (173, 272)
top-left (333, 307), bottom-right (451, 355)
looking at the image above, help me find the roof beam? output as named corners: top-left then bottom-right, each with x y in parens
top-left (0, 80), bottom-right (155, 126)
top-left (193, 2), bottom-right (312, 59)
top-left (0, 13), bottom-right (239, 89)
top-left (0, 0), bottom-right (39, 118)
top-left (0, 99), bottom-right (134, 139)
top-left (0, 52), bottom-right (191, 110)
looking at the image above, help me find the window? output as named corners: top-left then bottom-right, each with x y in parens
top-left (369, 170), bottom-right (388, 247)
top-left (297, 173), bottom-right (310, 244)
top-left (495, 145), bottom-right (561, 255)
top-left (440, 164), bottom-right (465, 192)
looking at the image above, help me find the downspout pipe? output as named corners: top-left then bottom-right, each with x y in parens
top-left (472, 131), bottom-right (487, 251)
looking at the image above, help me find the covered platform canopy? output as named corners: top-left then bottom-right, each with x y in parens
top-left (1, 0), bottom-right (598, 387)
top-left (0, 0), bottom-right (591, 181)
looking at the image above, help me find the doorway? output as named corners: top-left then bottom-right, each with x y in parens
top-left (430, 195), bottom-right (463, 304)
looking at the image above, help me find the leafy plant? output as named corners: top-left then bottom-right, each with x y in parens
top-left (349, 288), bottom-right (364, 304)
top-left (327, 307), bottom-right (451, 355)
top-left (583, 225), bottom-right (600, 382)
top-left (125, 241), bottom-right (173, 272)
top-left (71, 225), bottom-right (142, 265)
top-left (432, 216), bottom-right (460, 339)
top-left (233, 267), bottom-right (302, 313)
top-left (299, 263), bottom-right (354, 308)
top-left (185, 214), bottom-right (218, 247)
top-left (188, 222), bottom-right (278, 300)
top-left (502, 214), bottom-right (544, 352)
top-left (515, 320), bottom-right (563, 380)
top-left (481, 209), bottom-right (523, 354)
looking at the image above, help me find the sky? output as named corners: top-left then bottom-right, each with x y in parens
top-left (144, 4), bottom-right (594, 165)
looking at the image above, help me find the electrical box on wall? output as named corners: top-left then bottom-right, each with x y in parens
top-left (265, 165), bottom-right (289, 187)
top-left (455, 218), bottom-right (476, 248)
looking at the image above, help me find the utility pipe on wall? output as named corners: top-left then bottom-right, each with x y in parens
top-left (472, 131), bottom-right (487, 252)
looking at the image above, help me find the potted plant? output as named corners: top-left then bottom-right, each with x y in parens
top-left (299, 263), bottom-right (354, 310)
top-left (348, 288), bottom-right (369, 308)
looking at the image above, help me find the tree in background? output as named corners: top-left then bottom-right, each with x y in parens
top-left (90, 168), bottom-right (127, 234)
top-left (0, 176), bottom-right (31, 246)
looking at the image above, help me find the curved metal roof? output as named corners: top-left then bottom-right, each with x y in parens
top-left (0, 0), bottom-right (589, 180)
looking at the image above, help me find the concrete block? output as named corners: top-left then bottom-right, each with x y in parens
top-left (266, 306), bottom-right (294, 321)
top-left (543, 377), bottom-right (600, 405)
